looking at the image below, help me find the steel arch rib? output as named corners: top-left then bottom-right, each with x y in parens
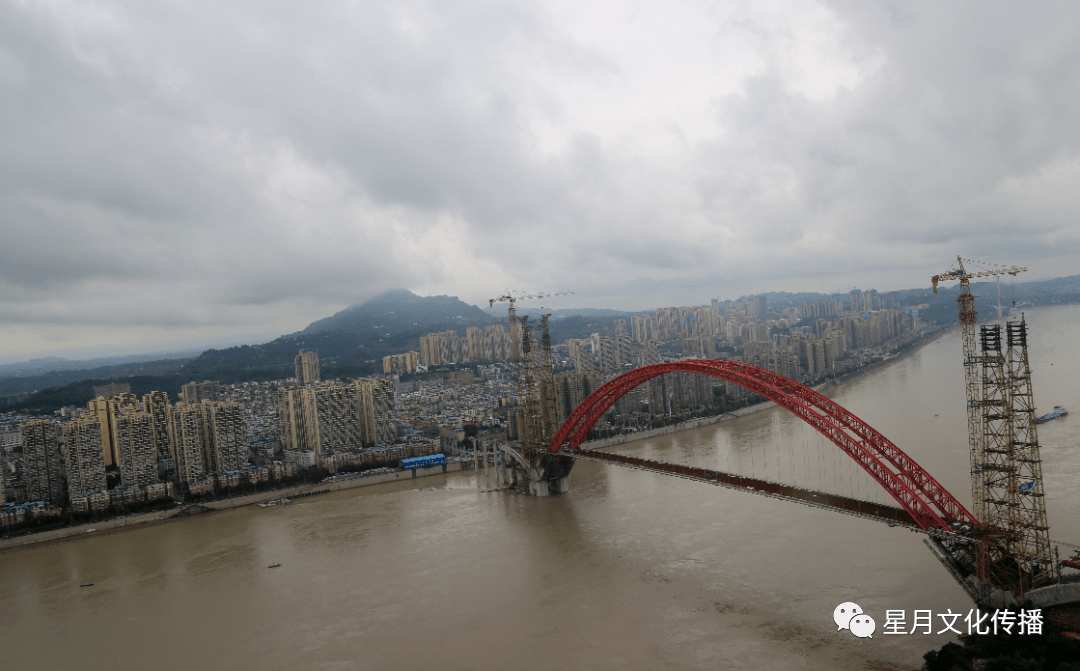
top-left (548, 360), bottom-right (976, 532)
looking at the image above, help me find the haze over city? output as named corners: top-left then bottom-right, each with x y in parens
top-left (4, 2), bottom-right (1080, 359)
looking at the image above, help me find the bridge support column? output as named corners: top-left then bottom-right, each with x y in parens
top-left (526, 471), bottom-right (569, 497)
top-left (528, 470), bottom-right (550, 497)
top-left (551, 476), bottom-right (569, 494)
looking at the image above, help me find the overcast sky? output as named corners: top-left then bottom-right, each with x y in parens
top-left (2, 0), bottom-right (1079, 362)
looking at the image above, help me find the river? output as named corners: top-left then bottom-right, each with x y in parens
top-left (2, 305), bottom-right (1078, 670)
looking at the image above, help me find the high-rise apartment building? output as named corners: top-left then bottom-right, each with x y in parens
top-left (21, 419), bottom-right (65, 505)
top-left (682, 337), bottom-right (717, 359)
top-left (356, 378), bottom-right (395, 446)
top-left (86, 393), bottom-right (141, 467)
top-left (204, 401), bottom-right (247, 473)
top-left (315, 383), bottom-right (363, 453)
top-left (278, 379), bottom-right (389, 453)
top-left (748, 323), bottom-right (772, 342)
top-left (142, 391), bottom-right (171, 461)
top-left (167, 403), bottom-right (206, 485)
top-left (63, 417), bottom-right (107, 498)
top-left (598, 336), bottom-right (619, 375)
top-left (568, 339), bottom-right (596, 372)
top-left (554, 371), bottom-right (601, 422)
top-left (383, 351), bottom-right (420, 375)
top-left (418, 327), bottom-right (513, 366)
top-left (112, 410), bottom-right (158, 490)
top-left (639, 341), bottom-right (660, 367)
top-left (294, 351), bottom-right (320, 385)
top-left (180, 380), bottom-right (221, 405)
top-left (278, 386), bottom-right (311, 454)
top-left (630, 315), bottom-right (656, 343)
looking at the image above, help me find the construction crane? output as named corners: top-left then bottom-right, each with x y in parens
top-left (930, 257), bottom-right (1026, 294)
top-left (930, 258), bottom-right (1027, 517)
top-left (488, 290), bottom-right (575, 371)
top-left (488, 290), bottom-right (574, 308)
top-left (931, 257), bottom-right (1056, 599)
top-left (488, 291), bottom-right (576, 494)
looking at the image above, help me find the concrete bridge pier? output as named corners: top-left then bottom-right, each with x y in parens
top-left (527, 475), bottom-right (570, 497)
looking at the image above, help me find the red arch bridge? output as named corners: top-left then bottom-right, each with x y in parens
top-left (522, 360), bottom-right (1080, 613)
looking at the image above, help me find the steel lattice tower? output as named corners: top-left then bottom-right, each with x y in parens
top-left (1004, 319), bottom-right (1052, 585)
top-left (931, 257), bottom-right (1031, 595)
top-left (958, 282), bottom-right (985, 523)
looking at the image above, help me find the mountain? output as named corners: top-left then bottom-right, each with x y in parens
top-left (174, 291), bottom-right (498, 383)
top-left (0, 351), bottom-right (200, 379)
top-left (0, 358), bottom-right (192, 397)
top-left (299, 289), bottom-right (496, 336)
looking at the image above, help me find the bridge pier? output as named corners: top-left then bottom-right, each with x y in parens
top-left (527, 473), bottom-right (569, 497)
top-left (965, 577), bottom-right (1080, 611)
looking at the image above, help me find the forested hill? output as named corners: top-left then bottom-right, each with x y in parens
top-left (5, 291), bottom-right (503, 412)
top-left (298, 289), bottom-right (496, 336)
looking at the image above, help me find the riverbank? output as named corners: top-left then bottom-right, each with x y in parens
top-left (0, 461), bottom-right (465, 553)
top-left (582, 325), bottom-right (953, 452)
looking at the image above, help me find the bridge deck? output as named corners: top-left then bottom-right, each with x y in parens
top-left (561, 447), bottom-right (919, 529)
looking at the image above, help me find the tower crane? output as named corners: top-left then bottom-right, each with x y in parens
top-left (931, 257), bottom-right (1059, 597)
top-left (487, 290), bottom-right (577, 495)
top-left (930, 258), bottom-right (1027, 517)
top-left (931, 257), bottom-right (1026, 513)
top-left (489, 291), bottom-right (575, 363)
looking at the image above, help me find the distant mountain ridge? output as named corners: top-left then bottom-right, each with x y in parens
top-left (0, 351), bottom-right (199, 379)
top-left (299, 289), bottom-right (496, 336)
top-left (9, 276), bottom-right (1080, 413)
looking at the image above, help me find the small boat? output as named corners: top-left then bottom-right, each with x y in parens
top-left (85, 528), bottom-right (96, 533)
top-left (1036, 406), bottom-right (1068, 424)
top-left (80, 583), bottom-right (94, 587)
top-left (268, 563), bottom-right (282, 569)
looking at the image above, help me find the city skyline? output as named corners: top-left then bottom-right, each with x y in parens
top-left (0, 275), bottom-right (1056, 367)
top-left (3, 2), bottom-right (1080, 361)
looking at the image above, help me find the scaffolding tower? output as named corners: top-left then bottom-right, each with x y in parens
top-left (931, 258), bottom-right (1060, 597)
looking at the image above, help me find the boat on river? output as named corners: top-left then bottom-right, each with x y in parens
top-left (1036, 406), bottom-right (1068, 423)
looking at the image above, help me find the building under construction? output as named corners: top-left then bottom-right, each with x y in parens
top-left (488, 294), bottom-right (575, 496)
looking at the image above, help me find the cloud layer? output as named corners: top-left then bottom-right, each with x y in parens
top-left (3, 0), bottom-right (1079, 359)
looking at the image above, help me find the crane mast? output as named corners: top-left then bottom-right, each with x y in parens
top-left (932, 257), bottom-right (1052, 595)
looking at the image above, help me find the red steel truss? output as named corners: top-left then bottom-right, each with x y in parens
top-left (547, 360), bottom-right (977, 532)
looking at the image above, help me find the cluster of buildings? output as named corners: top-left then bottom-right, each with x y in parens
top-left (1, 287), bottom-right (931, 530)
top-left (0, 350), bottom-right (409, 528)
top-left (3, 379), bottom-right (249, 519)
top-left (417, 324), bottom-right (517, 368)
top-left (551, 291), bottom-right (926, 428)
top-left (277, 377), bottom-right (396, 454)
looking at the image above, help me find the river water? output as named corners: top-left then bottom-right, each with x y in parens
top-left (3, 305), bottom-right (1078, 670)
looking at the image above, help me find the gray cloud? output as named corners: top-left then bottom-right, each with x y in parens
top-left (2, 0), bottom-right (1079, 358)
